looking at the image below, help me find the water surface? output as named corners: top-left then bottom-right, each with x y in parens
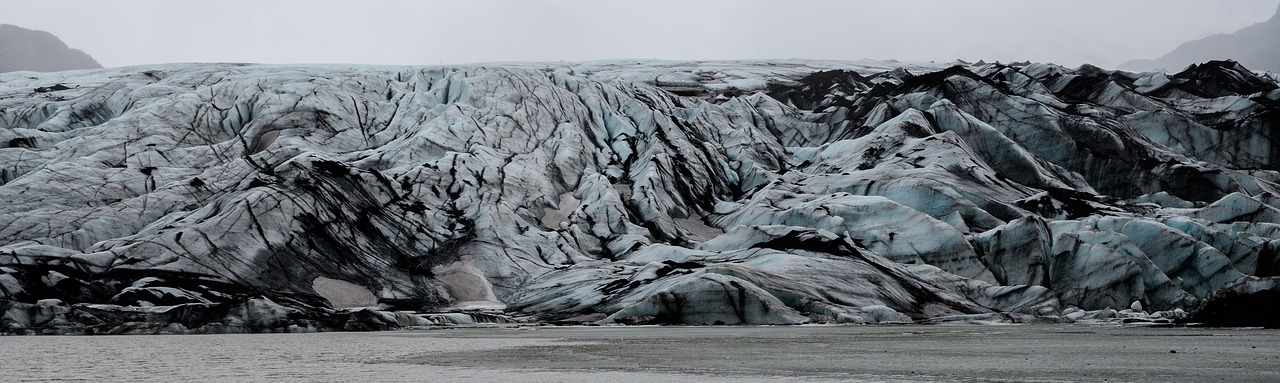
top-left (5, 324), bottom-right (1276, 382)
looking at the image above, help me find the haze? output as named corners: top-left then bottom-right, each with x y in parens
top-left (6, 0), bottom-right (1280, 69)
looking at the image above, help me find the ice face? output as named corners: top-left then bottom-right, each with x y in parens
top-left (2, 59), bottom-right (1280, 333)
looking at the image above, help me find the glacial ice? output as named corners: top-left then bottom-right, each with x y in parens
top-left (2, 59), bottom-right (1280, 333)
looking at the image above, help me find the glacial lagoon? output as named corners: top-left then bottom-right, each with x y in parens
top-left (5, 324), bottom-right (1277, 382)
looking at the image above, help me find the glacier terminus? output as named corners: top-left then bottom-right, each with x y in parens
top-left (2, 59), bottom-right (1279, 334)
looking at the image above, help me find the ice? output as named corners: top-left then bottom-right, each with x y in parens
top-left (3, 59), bottom-right (1280, 333)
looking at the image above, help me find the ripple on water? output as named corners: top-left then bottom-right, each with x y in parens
top-left (2, 325), bottom-right (1277, 383)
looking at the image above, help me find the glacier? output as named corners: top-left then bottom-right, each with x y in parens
top-left (1, 59), bottom-right (1278, 334)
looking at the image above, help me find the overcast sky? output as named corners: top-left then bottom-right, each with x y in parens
top-left (6, 0), bottom-right (1280, 69)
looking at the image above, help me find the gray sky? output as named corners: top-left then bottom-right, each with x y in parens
top-left (6, 0), bottom-right (1280, 68)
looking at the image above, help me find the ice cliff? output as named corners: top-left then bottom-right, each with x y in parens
top-left (2, 59), bottom-right (1279, 334)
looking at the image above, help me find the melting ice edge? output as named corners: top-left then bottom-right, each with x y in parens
top-left (2, 59), bottom-right (1279, 334)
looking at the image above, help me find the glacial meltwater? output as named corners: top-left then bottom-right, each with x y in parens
top-left (5, 324), bottom-right (1277, 382)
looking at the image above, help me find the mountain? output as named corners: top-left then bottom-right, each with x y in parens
top-left (1120, 5), bottom-right (1280, 72)
top-left (2, 59), bottom-right (1279, 334)
top-left (0, 24), bottom-right (101, 73)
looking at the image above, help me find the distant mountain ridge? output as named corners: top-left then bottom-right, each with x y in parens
top-left (1121, 5), bottom-right (1280, 72)
top-left (0, 24), bottom-right (101, 73)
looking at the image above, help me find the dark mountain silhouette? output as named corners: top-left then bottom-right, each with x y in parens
top-left (0, 24), bottom-right (101, 73)
top-left (1121, 5), bottom-right (1280, 73)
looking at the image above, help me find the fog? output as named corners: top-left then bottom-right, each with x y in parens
top-left (6, 0), bottom-right (1280, 68)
